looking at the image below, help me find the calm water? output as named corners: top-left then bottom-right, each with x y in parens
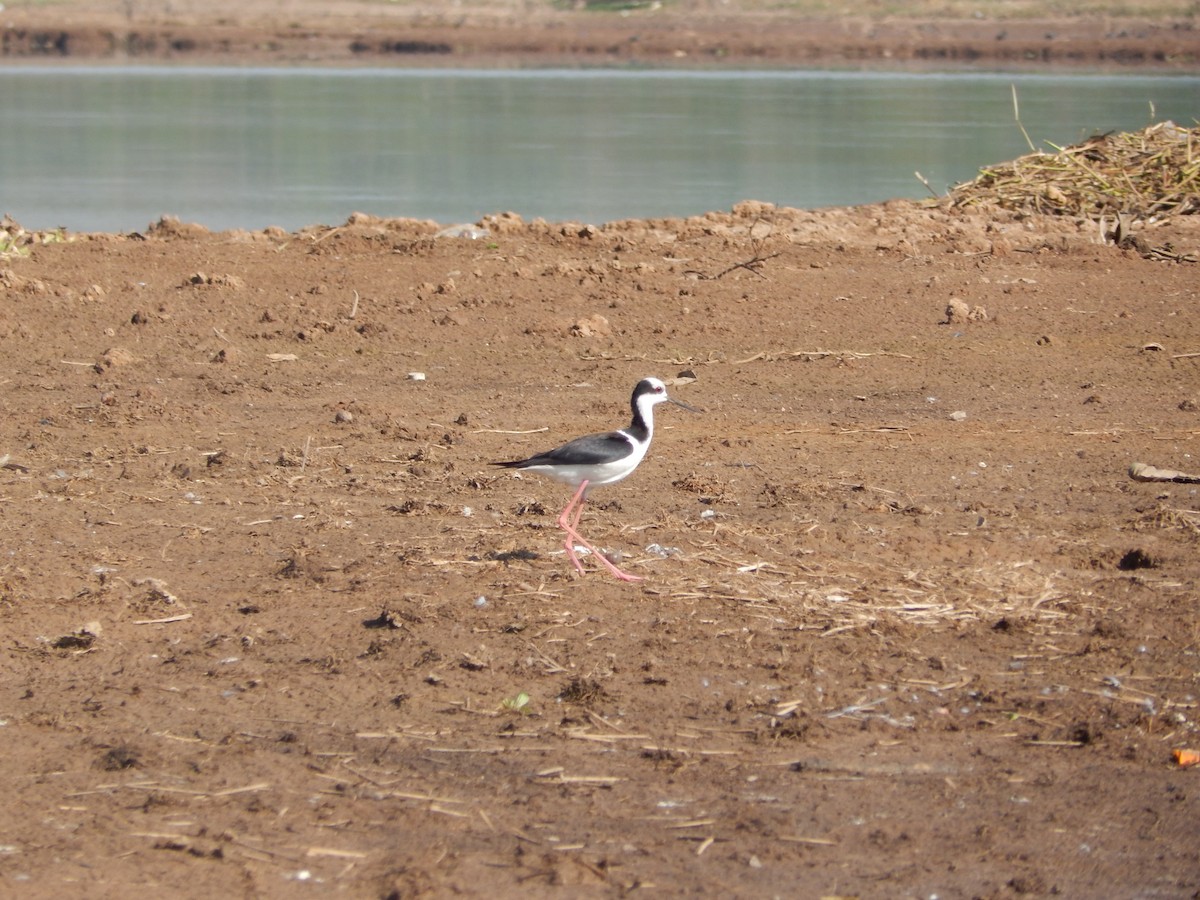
top-left (1, 67), bottom-right (1197, 233)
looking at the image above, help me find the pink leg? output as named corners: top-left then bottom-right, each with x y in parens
top-left (556, 481), bottom-right (642, 583)
top-left (557, 482), bottom-right (590, 576)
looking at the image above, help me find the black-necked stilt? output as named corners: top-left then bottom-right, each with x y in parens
top-left (493, 377), bottom-right (698, 582)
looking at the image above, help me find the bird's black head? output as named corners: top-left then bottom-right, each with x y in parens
top-left (630, 377), bottom-right (699, 417)
top-left (632, 377), bottom-right (668, 403)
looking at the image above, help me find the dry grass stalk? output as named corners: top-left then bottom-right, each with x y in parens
top-left (535, 773), bottom-right (622, 785)
top-left (1149, 505), bottom-right (1200, 535)
top-left (673, 557), bottom-right (1074, 635)
top-left (734, 348), bottom-right (916, 365)
top-left (132, 613), bottom-right (193, 625)
top-left (306, 846), bottom-right (369, 859)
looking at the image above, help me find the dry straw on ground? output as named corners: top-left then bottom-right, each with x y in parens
top-left (945, 120), bottom-right (1199, 220)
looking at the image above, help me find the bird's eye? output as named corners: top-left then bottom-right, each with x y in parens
top-left (654, 385), bottom-right (664, 393)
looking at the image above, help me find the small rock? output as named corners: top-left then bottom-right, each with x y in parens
top-left (645, 543), bottom-right (681, 558)
top-left (101, 347), bottom-right (137, 368)
top-left (145, 215), bottom-right (209, 239)
top-left (945, 297), bottom-right (988, 324)
top-left (184, 272), bottom-right (244, 289)
top-left (434, 224), bottom-right (489, 240)
top-left (570, 314), bottom-right (612, 338)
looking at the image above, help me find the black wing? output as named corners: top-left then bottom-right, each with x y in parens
top-left (493, 430), bottom-right (632, 469)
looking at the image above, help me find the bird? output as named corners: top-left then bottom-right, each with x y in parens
top-left (492, 377), bottom-right (698, 582)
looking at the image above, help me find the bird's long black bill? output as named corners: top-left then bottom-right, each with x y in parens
top-left (670, 397), bottom-right (703, 413)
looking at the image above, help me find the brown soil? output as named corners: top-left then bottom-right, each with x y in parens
top-left (2, 199), bottom-right (1199, 897)
top-left (1, 0), bottom-right (1197, 69)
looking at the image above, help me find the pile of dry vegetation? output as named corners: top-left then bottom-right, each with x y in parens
top-left (946, 119), bottom-right (1199, 221)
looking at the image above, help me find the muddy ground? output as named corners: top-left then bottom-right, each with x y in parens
top-left (1, 199), bottom-right (1198, 897)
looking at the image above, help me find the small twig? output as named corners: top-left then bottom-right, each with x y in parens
top-left (1012, 84), bottom-right (1037, 153)
top-left (914, 170), bottom-right (940, 199)
top-left (733, 348), bottom-right (915, 365)
top-left (702, 251), bottom-right (782, 280)
top-left (212, 782), bottom-right (272, 797)
top-left (527, 642), bottom-right (568, 673)
top-left (306, 847), bottom-right (368, 860)
top-left (534, 773), bottom-right (622, 785)
top-left (473, 427), bottom-right (549, 435)
top-left (310, 226), bottom-right (343, 245)
top-left (132, 613), bottom-right (193, 625)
